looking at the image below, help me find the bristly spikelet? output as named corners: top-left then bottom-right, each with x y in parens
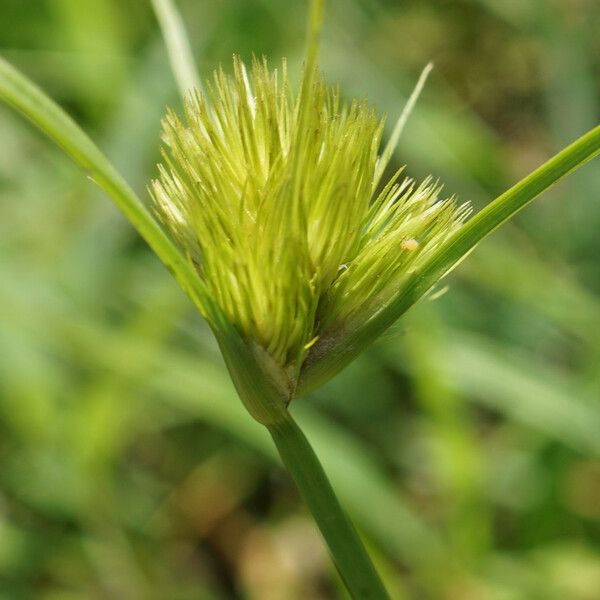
top-left (151, 56), bottom-right (470, 372)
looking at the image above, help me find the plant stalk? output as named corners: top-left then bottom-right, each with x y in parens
top-left (268, 410), bottom-right (391, 600)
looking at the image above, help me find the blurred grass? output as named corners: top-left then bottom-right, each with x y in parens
top-left (1, 0), bottom-right (599, 598)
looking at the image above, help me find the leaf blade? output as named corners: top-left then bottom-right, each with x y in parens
top-left (299, 124), bottom-right (600, 394)
top-left (150, 0), bottom-right (201, 97)
top-left (0, 55), bottom-right (214, 320)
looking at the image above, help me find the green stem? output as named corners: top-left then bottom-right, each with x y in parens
top-left (268, 411), bottom-right (391, 600)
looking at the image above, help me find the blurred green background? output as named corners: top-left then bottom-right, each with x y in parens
top-left (1, 0), bottom-right (599, 598)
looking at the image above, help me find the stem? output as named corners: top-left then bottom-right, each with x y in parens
top-left (268, 411), bottom-right (391, 600)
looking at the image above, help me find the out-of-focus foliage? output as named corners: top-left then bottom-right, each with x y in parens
top-left (0, 0), bottom-right (599, 598)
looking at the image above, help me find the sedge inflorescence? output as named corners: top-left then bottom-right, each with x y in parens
top-left (151, 56), bottom-right (470, 373)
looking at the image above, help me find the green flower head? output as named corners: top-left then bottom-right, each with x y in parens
top-left (150, 55), bottom-right (470, 402)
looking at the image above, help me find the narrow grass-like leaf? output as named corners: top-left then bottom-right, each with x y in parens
top-left (445, 335), bottom-right (600, 456)
top-left (383, 330), bottom-right (600, 457)
top-left (299, 125), bottom-right (600, 394)
top-left (150, 0), bottom-right (202, 97)
top-left (0, 56), bottom-right (215, 322)
top-left (373, 62), bottom-right (433, 189)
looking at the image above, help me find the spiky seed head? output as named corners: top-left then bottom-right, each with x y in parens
top-left (151, 56), bottom-right (470, 379)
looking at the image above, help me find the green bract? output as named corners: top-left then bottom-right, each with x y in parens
top-left (151, 56), bottom-right (469, 385)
